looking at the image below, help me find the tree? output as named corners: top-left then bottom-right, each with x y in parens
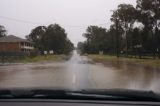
top-left (155, 25), bottom-right (160, 58)
top-left (83, 26), bottom-right (107, 54)
top-left (79, 25), bottom-right (124, 55)
top-left (107, 25), bottom-right (124, 55)
top-left (136, 0), bottom-right (160, 58)
top-left (64, 39), bottom-right (74, 54)
top-left (131, 28), bottom-right (143, 58)
top-left (0, 25), bottom-right (7, 37)
top-left (111, 4), bottom-right (136, 56)
top-left (77, 42), bottom-right (84, 54)
top-left (26, 26), bottom-right (47, 50)
top-left (149, 0), bottom-right (160, 58)
top-left (41, 24), bottom-right (73, 54)
top-left (27, 24), bottom-right (73, 54)
top-left (79, 1), bottom-right (160, 58)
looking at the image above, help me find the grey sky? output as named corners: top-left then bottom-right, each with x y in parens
top-left (0, 0), bottom-right (136, 45)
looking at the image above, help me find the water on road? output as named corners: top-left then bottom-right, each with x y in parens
top-left (0, 51), bottom-right (160, 92)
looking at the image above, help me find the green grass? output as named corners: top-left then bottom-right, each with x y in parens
top-left (88, 55), bottom-right (160, 68)
top-left (17, 55), bottom-right (70, 63)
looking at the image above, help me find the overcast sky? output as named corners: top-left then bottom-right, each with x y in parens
top-left (0, 0), bottom-right (136, 45)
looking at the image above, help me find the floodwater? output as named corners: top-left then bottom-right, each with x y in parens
top-left (0, 50), bottom-right (160, 92)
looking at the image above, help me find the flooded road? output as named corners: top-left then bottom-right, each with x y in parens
top-left (0, 51), bottom-right (160, 92)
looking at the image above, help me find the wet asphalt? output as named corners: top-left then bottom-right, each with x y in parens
top-left (0, 51), bottom-right (160, 92)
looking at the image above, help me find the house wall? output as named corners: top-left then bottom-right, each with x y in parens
top-left (0, 42), bottom-right (21, 52)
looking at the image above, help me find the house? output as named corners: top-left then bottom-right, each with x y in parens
top-left (0, 35), bottom-right (34, 53)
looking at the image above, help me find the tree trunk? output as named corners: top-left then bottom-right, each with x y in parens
top-left (138, 48), bottom-right (142, 59)
top-left (153, 50), bottom-right (156, 59)
top-left (126, 38), bottom-right (128, 57)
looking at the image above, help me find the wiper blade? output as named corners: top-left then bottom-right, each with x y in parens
top-left (0, 89), bottom-right (67, 99)
top-left (70, 89), bottom-right (160, 101)
top-left (0, 90), bottom-right (13, 98)
top-left (0, 89), bottom-right (35, 98)
top-left (0, 89), bottom-right (160, 102)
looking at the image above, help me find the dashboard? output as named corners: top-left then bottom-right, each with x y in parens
top-left (0, 99), bottom-right (160, 106)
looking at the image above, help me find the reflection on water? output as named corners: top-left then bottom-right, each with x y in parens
top-left (0, 50), bottom-right (160, 93)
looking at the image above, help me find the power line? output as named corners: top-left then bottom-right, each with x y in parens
top-left (0, 15), bottom-right (41, 25)
top-left (63, 23), bottom-right (111, 29)
top-left (0, 15), bottom-right (111, 28)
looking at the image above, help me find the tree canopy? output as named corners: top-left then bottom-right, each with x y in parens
top-left (78, 1), bottom-right (160, 58)
top-left (0, 25), bottom-right (7, 37)
top-left (26, 24), bottom-right (74, 54)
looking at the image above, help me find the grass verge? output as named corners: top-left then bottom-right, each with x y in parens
top-left (88, 55), bottom-right (160, 68)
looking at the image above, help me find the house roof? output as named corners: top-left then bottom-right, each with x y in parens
top-left (0, 35), bottom-right (31, 43)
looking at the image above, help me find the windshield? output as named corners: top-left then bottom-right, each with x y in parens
top-left (0, 0), bottom-right (160, 101)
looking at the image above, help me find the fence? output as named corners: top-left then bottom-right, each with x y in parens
top-left (0, 51), bottom-right (28, 63)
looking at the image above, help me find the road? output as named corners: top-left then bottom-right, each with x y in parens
top-left (0, 51), bottom-right (160, 92)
